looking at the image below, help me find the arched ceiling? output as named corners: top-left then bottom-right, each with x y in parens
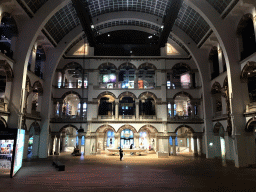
top-left (17, 0), bottom-right (240, 54)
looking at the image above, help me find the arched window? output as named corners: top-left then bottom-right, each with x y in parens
top-left (209, 47), bottom-right (219, 80)
top-left (139, 96), bottom-right (155, 116)
top-left (139, 131), bottom-right (149, 149)
top-left (0, 13), bottom-right (18, 59)
top-left (237, 14), bottom-right (256, 60)
top-left (35, 46), bottom-right (45, 79)
top-left (174, 93), bottom-right (192, 116)
top-left (99, 64), bottom-right (117, 89)
top-left (211, 82), bottom-right (223, 117)
top-left (62, 94), bottom-right (81, 117)
top-left (98, 96), bottom-right (115, 116)
top-left (138, 65), bottom-right (155, 89)
top-left (106, 130), bottom-right (115, 148)
top-left (120, 129), bottom-right (134, 149)
top-left (119, 97), bottom-right (135, 116)
top-left (119, 65), bottom-right (135, 89)
top-left (168, 63), bottom-right (191, 89)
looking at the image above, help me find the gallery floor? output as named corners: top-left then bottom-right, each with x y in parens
top-left (0, 152), bottom-right (256, 192)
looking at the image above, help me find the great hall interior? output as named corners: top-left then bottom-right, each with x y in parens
top-left (0, 0), bottom-right (256, 169)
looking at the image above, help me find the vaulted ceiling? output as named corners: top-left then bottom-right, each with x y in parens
top-left (17, 0), bottom-right (239, 56)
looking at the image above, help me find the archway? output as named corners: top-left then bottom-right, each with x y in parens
top-left (138, 92), bottom-right (157, 116)
top-left (173, 92), bottom-right (193, 117)
top-left (27, 122), bottom-right (40, 158)
top-left (213, 122), bottom-right (225, 159)
top-left (98, 63), bottom-right (117, 88)
top-left (237, 14), bottom-right (256, 61)
top-left (118, 63), bottom-right (136, 89)
top-left (168, 63), bottom-right (191, 89)
top-left (138, 63), bottom-right (156, 89)
top-left (211, 82), bottom-right (222, 118)
top-left (62, 93), bottom-right (81, 118)
top-left (138, 125), bottom-right (158, 151)
top-left (57, 125), bottom-right (79, 154)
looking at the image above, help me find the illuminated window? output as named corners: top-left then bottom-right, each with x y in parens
top-left (167, 43), bottom-right (179, 55)
top-left (73, 44), bottom-right (88, 55)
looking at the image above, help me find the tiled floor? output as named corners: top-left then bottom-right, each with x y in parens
top-left (0, 152), bottom-right (256, 192)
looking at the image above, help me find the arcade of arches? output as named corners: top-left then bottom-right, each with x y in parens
top-left (1, 0), bottom-right (256, 168)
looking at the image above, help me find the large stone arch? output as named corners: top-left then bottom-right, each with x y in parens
top-left (173, 91), bottom-right (193, 100)
top-left (32, 81), bottom-right (43, 96)
top-left (138, 92), bottom-right (158, 101)
top-left (213, 122), bottom-right (225, 137)
top-left (172, 62), bottom-right (191, 71)
top-left (236, 13), bottom-right (254, 37)
top-left (240, 61), bottom-right (256, 83)
top-left (0, 117), bottom-right (8, 128)
top-left (97, 91), bottom-right (116, 100)
top-left (117, 124), bottom-right (137, 133)
top-left (59, 124), bottom-right (79, 133)
top-left (174, 125), bottom-right (195, 133)
top-left (98, 62), bottom-right (117, 70)
top-left (0, 12), bottom-right (18, 36)
top-left (245, 118), bottom-right (256, 133)
top-left (61, 91), bottom-right (82, 100)
top-left (63, 61), bottom-right (83, 71)
top-left (118, 62), bottom-right (137, 70)
top-left (211, 82), bottom-right (222, 94)
top-left (138, 125), bottom-right (158, 133)
top-left (95, 124), bottom-right (116, 133)
top-left (0, 60), bottom-right (14, 82)
top-left (138, 63), bottom-right (157, 70)
top-left (118, 91), bottom-right (137, 100)
top-left (29, 121), bottom-right (41, 135)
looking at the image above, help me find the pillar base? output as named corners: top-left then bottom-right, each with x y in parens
top-left (193, 152), bottom-right (198, 157)
top-left (54, 152), bottom-right (59, 155)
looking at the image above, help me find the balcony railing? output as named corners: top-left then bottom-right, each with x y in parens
top-left (168, 115), bottom-right (203, 123)
top-left (98, 115), bottom-right (114, 120)
top-left (119, 115), bottom-right (135, 120)
top-left (98, 82), bottom-right (155, 89)
top-left (58, 82), bottom-right (88, 89)
top-left (51, 115), bottom-right (86, 122)
top-left (167, 82), bottom-right (192, 90)
top-left (140, 115), bottom-right (156, 120)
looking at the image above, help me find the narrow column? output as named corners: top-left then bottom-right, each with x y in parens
top-left (61, 71), bottom-right (65, 88)
top-left (80, 101), bottom-right (84, 118)
top-left (116, 70), bottom-right (119, 88)
top-left (172, 136), bottom-right (177, 156)
top-left (135, 99), bottom-right (139, 120)
top-left (134, 133), bottom-right (139, 149)
top-left (189, 137), bottom-right (192, 152)
top-left (59, 102), bottom-right (63, 117)
top-left (78, 136), bottom-right (82, 153)
top-left (171, 101), bottom-right (175, 118)
top-left (191, 101), bottom-right (195, 118)
top-left (134, 70), bottom-right (139, 89)
top-left (198, 136), bottom-right (203, 156)
top-left (49, 135), bottom-right (55, 155)
top-left (115, 99), bottom-right (119, 119)
top-left (114, 134), bottom-right (119, 149)
top-left (23, 131), bottom-right (29, 159)
top-left (55, 135), bottom-right (60, 155)
top-left (61, 134), bottom-right (66, 152)
top-left (193, 136), bottom-right (198, 157)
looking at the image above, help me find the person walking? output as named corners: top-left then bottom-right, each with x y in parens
top-left (119, 147), bottom-right (123, 161)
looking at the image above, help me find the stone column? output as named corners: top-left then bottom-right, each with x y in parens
top-left (171, 101), bottom-right (175, 117)
top-left (61, 134), bottom-right (66, 152)
top-left (134, 70), bottom-right (139, 89)
top-left (190, 101), bottom-right (195, 118)
top-left (49, 135), bottom-right (55, 155)
top-left (115, 99), bottom-right (119, 119)
top-left (84, 135), bottom-right (91, 155)
top-left (198, 135), bottom-right (203, 156)
top-left (37, 95), bottom-right (42, 113)
top-left (61, 71), bottom-right (65, 88)
top-left (78, 136), bottom-right (82, 153)
top-left (80, 101), bottom-right (84, 118)
top-left (116, 70), bottom-right (119, 88)
top-left (135, 99), bottom-right (139, 120)
top-left (193, 136), bottom-right (198, 157)
top-left (55, 135), bottom-right (60, 155)
top-left (32, 134), bottom-right (40, 158)
top-left (23, 131), bottom-right (29, 159)
top-left (114, 134), bottom-right (120, 149)
top-left (134, 133), bottom-right (139, 149)
top-left (59, 102), bottom-right (63, 117)
top-left (188, 137), bottom-right (192, 152)
top-left (172, 136), bottom-right (177, 156)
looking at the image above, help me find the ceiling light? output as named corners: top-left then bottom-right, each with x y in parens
top-left (91, 25), bottom-right (94, 29)
top-left (108, 34), bottom-right (110, 37)
top-left (130, 51), bottom-right (132, 53)
top-left (161, 25), bottom-right (164, 29)
top-left (148, 36), bottom-right (152, 39)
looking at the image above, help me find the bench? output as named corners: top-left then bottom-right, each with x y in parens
top-left (52, 161), bottom-right (65, 171)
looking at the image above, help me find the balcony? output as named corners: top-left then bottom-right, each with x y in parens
top-left (57, 82), bottom-right (88, 89)
top-left (0, 43), bottom-right (13, 60)
top-left (51, 115), bottom-right (86, 123)
top-left (168, 115), bottom-right (203, 123)
top-left (167, 82), bottom-right (196, 90)
top-left (244, 102), bottom-right (256, 117)
top-left (140, 115), bottom-right (157, 120)
top-left (97, 82), bottom-right (155, 89)
top-left (26, 111), bottom-right (41, 120)
top-left (98, 115), bottom-right (115, 120)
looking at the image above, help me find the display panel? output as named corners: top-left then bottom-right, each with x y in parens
top-left (12, 129), bottom-right (25, 177)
